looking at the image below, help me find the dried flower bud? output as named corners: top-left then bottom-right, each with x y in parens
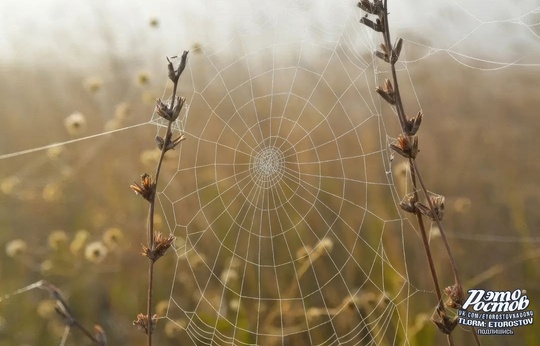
top-left (133, 313), bottom-right (158, 334)
top-left (177, 51), bottom-right (189, 78)
top-left (432, 311), bottom-right (458, 335)
top-left (167, 58), bottom-right (176, 82)
top-left (384, 79), bottom-right (394, 94)
top-left (170, 96), bottom-right (185, 121)
top-left (156, 99), bottom-right (173, 121)
top-left (375, 87), bottom-right (396, 105)
top-left (391, 38), bottom-right (403, 64)
top-left (376, 80), bottom-right (395, 105)
top-left (155, 136), bottom-right (165, 150)
top-left (405, 111), bottom-right (423, 136)
top-left (444, 284), bottom-right (465, 309)
top-left (167, 51), bottom-right (189, 83)
top-left (156, 96), bottom-right (186, 122)
top-left (142, 232), bottom-right (175, 262)
top-left (360, 17), bottom-right (382, 32)
top-left (415, 195), bottom-right (445, 221)
top-left (374, 50), bottom-right (389, 63)
top-left (156, 134), bottom-right (186, 152)
top-left (168, 135), bottom-right (186, 151)
top-left (390, 135), bottom-right (418, 159)
top-left (399, 196), bottom-right (416, 214)
top-left (357, 0), bottom-right (383, 16)
top-left (130, 173), bottom-right (155, 202)
top-left (379, 43), bottom-right (388, 55)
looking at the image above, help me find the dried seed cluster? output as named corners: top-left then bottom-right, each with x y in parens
top-left (141, 232), bottom-right (175, 262)
top-left (130, 173), bottom-right (156, 202)
top-left (133, 313), bottom-right (159, 335)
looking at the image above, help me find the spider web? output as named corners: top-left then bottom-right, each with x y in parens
top-left (152, 2), bottom-right (540, 345)
top-left (1, 0), bottom-right (539, 345)
top-left (155, 4), bottom-right (412, 346)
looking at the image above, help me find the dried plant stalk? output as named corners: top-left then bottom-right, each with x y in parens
top-left (130, 51), bottom-right (189, 346)
top-left (358, 1), bottom-right (481, 345)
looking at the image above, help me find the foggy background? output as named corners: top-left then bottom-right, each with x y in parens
top-left (1, 0), bottom-right (539, 66)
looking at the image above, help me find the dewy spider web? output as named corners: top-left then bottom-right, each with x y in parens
top-left (155, 4), bottom-right (416, 345)
top-left (147, 1), bottom-right (540, 345)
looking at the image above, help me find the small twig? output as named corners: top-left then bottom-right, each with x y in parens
top-left (39, 281), bottom-right (105, 345)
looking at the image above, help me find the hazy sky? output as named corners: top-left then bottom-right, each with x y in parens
top-left (1, 0), bottom-right (538, 68)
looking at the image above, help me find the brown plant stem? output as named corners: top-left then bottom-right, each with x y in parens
top-left (142, 52), bottom-right (188, 346)
top-left (409, 160), bottom-right (444, 306)
top-left (145, 119), bottom-right (173, 346)
top-left (359, 1), bottom-right (481, 344)
top-left (379, 0), bottom-right (449, 308)
top-left (147, 260), bottom-right (155, 346)
top-left (410, 160), bottom-right (454, 346)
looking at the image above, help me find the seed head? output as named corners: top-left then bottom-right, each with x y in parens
top-left (405, 111), bottom-right (423, 136)
top-left (83, 77), bottom-right (103, 94)
top-left (5, 239), bottom-right (27, 257)
top-left (85, 241), bottom-right (108, 263)
top-left (130, 173), bottom-right (155, 202)
top-left (432, 310), bottom-right (458, 335)
top-left (142, 232), bottom-right (175, 262)
top-left (64, 112), bottom-right (87, 136)
top-left (102, 227), bottom-right (124, 250)
top-left (444, 284), bottom-right (465, 309)
top-left (136, 71), bottom-right (150, 86)
top-left (133, 313), bottom-right (158, 334)
top-left (48, 230), bottom-right (68, 250)
top-left (415, 195), bottom-right (445, 221)
top-left (390, 134), bottom-right (418, 159)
